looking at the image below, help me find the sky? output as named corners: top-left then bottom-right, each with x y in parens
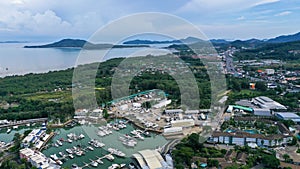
top-left (0, 0), bottom-right (299, 42)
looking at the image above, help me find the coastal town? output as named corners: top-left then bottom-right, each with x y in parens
top-left (1, 43), bottom-right (300, 169)
top-left (1, 1), bottom-right (300, 169)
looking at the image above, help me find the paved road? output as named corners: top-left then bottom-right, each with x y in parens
top-left (161, 139), bottom-right (181, 155)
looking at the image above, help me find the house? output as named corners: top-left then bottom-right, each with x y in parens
top-left (265, 69), bottom-right (275, 75)
top-left (236, 152), bottom-right (247, 164)
top-left (225, 150), bottom-right (237, 162)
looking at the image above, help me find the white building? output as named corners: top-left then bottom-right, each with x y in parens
top-left (252, 96), bottom-right (287, 110)
top-left (22, 129), bottom-right (46, 148)
top-left (20, 148), bottom-right (60, 169)
top-left (265, 69), bottom-right (275, 75)
top-left (171, 119), bottom-right (195, 128)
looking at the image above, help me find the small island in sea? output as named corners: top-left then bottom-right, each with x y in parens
top-left (24, 39), bottom-right (149, 49)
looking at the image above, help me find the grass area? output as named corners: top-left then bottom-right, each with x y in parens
top-left (23, 91), bottom-right (72, 102)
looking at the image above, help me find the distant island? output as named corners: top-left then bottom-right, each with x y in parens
top-left (0, 41), bottom-right (29, 43)
top-left (123, 31), bottom-right (300, 46)
top-left (123, 37), bottom-right (204, 45)
top-left (24, 39), bottom-right (149, 49)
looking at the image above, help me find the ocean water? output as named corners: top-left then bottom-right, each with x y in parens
top-left (0, 43), bottom-right (171, 77)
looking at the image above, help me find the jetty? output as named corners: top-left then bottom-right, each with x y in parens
top-left (77, 153), bottom-right (113, 168)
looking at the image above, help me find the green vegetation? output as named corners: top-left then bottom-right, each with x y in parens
top-left (234, 146), bottom-right (280, 169)
top-left (172, 133), bottom-right (226, 168)
top-left (0, 56), bottom-right (214, 122)
top-left (234, 41), bottom-right (300, 61)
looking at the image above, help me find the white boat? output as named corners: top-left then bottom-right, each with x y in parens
top-left (90, 160), bottom-right (98, 167)
top-left (105, 154), bottom-right (115, 161)
top-left (67, 133), bottom-right (76, 139)
top-left (88, 146), bottom-right (94, 151)
top-left (58, 152), bottom-right (64, 157)
top-left (56, 140), bottom-right (63, 146)
top-left (12, 126), bottom-right (18, 129)
top-left (66, 148), bottom-right (73, 154)
top-left (108, 148), bottom-right (126, 157)
top-left (79, 134), bottom-right (85, 139)
top-left (124, 134), bottom-right (132, 139)
top-left (97, 131), bottom-right (106, 137)
top-left (50, 154), bottom-right (59, 160)
top-left (122, 141), bottom-right (135, 147)
top-left (108, 164), bottom-right (119, 169)
top-left (130, 130), bottom-right (138, 135)
top-left (75, 151), bottom-right (83, 156)
top-left (133, 134), bottom-right (144, 140)
top-left (67, 139), bottom-right (73, 143)
top-left (108, 164), bottom-right (125, 169)
top-left (69, 154), bottom-right (74, 159)
top-left (26, 123), bottom-right (31, 127)
top-left (112, 125), bottom-right (119, 131)
top-left (56, 160), bottom-right (63, 165)
top-left (54, 143), bottom-right (59, 147)
top-left (96, 158), bottom-right (104, 164)
top-left (6, 128), bottom-right (11, 134)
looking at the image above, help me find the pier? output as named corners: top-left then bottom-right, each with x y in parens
top-left (77, 153), bottom-right (114, 168)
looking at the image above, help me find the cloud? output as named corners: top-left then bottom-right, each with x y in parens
top-left (275, 11), bottom-right (292, 16)
top-left (178, 0), bottom-right (280, 13)
top-left (251, 0), bottom-right (280, 7)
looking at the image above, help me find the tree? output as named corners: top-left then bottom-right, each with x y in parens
top-left (283, 154), bottom-right (290, 162)
top-left (207, 159), bottom-right (219, 167)
top-left (262, 154), bottom-right (280, 168)
top-left (255, 81), bottom-right (267, 91)
top-left (103, 109), bottom-right (109, 119)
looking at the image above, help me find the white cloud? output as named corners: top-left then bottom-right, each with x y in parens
top-left (178, 0), bottom-right (280, 13)
top-left (275, 11), bottom-right (291, 16)
top-left (251, 0), bottom-right (280, 7)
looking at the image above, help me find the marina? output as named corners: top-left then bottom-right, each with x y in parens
top-left (42, 122), bottom-right (168, 168)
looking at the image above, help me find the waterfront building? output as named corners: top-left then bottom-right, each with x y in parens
top-left (20, 148), bottom-right (60, 169)
top-left (22, 129), bottom-right (46, 148)
top-left (132, 149), bottom-right (171, 169)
